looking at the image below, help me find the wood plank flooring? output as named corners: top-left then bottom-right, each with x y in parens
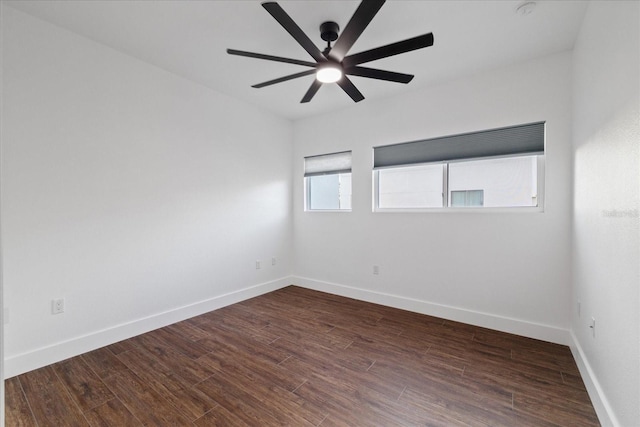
top-left (5, 286), bottom-right (600, 426)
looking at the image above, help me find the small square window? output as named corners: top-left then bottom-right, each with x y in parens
top-left (304, 151), bottom-right (352, 211)
top-left (306, 173), bottom-right (352, 211)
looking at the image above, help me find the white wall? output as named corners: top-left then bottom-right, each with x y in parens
top-left (1, 7), bottom-right (293, 377)
top-left (0, 3), bottom-right (5, 418)
top-left (293, 52), bottom-right (574, 343)
top-left (571, 1), bottom-right (639, 426)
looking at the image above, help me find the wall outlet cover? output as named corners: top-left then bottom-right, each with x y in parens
top-left (52, 298), bottom-right (65, 315)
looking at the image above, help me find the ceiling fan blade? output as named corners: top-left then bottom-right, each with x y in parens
top-left (252, 70), bottom-right (317, 88)
top-left (343, 33), bottom-right (434, 67)
top-left (301, 80), bottom-right (323, 103)
top-left (345, 66), bottom-right (414, 83)
top-left (337, 76), bottom-right (365, 103)
top-left (227, 49), bottom-right (316, 68)
top-left (329, 0), bottom-right (385, 62)
top-left (262, 2), bottom-right (326, 63)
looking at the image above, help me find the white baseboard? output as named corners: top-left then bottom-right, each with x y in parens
top-left (292, 276), bottom-right (570, 345)
top-left (5, 277), bottom-right (293, 378)
top-left (5, 275), bottom-right (570, 374)
top-left (569, 331), bottom-right (617, 427)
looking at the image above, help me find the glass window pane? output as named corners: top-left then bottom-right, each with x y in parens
top-left (448, 156), bottom-right (538, 208)
top-left (338, 173), bottom-right (352, 210)
top-left (307, 173), bottom-right (351, 211)
top-left (450, 190), bottom-right (484, 207)
top-left (377, 164), bottom-right (444, 208)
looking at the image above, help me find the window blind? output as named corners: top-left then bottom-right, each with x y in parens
top-left (374, 122), bottom-right (545, 169)
top-left (304, 151), bottom-right (352, 177)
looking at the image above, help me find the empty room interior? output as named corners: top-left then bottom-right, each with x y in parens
top-left (1, 0), bottom-right (638, 426)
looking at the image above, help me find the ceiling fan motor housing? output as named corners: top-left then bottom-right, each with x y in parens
top-left (320, 21), bottom-right (340, 42)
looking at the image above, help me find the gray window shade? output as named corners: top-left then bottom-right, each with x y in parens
top-left (304, 151), bottom-right (352, 177)
top-left (374, 122), bottom-right (545, 169)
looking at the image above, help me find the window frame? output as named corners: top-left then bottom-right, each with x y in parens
top-left (373, 154), bottom-right (545, 213)
top-left (304, 172), bottom-right (352, 212)
top-left (303, 150), bottom-right (353, 213)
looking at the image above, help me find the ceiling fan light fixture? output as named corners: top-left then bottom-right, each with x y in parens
top-left (316, 64), bottom-right (343, 83)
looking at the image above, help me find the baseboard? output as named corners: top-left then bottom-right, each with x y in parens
top-left (292, 276), bottom-right (570, 345)
top-left (6, 275), bottom-right (571, 377)
top-left (569, 331), bottom-right (617, 427)
top-left (5, 276), bottom-right (293, 378)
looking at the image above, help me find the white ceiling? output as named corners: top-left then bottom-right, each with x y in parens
top-left (6, 0), bottom-right (588, 121)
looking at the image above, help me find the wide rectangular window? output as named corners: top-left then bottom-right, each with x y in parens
top-left (304, 151), bottom-right (352, 211)
top-left (373, 122), bottom-right (544, 211)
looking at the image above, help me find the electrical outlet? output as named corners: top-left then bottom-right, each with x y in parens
top-left (272, 257), bottom-right (277, 266)
top-left (52, 298), bottom-right (65, 315)
top-left (589, 317), bottom-right (595, 337)
top-left (373, 265), bottom-right (379, 275)
top-left (255, 260), bottom-right (261, 270)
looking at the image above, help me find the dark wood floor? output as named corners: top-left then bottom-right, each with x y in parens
top-left (6, 286), bottom-right (599, 426)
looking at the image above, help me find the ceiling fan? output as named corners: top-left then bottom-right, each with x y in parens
top-left (227, 0), bottom-right (434, 103)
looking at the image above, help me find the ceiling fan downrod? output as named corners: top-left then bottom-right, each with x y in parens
top-left (320, 21), bottom-right (340, 54)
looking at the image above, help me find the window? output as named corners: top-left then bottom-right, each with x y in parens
top-left (373, 122), bottom-right (544, 211)
top-left (304, 151), bottom-right (352, 211)
top-left (307, 173), bottom-right (352, 210)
